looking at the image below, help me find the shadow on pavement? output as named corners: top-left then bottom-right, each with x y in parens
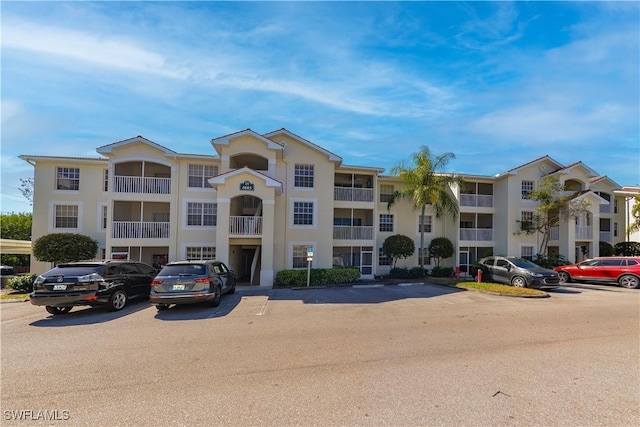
top-left (153, 292), bottom-right (242, 321)
top-left (29, 298), bottom-right (152, 327)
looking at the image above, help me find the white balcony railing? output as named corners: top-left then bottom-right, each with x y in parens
top-left (333, 226), bottom-right (374, 240)
top-left (550, 226), bottom-right (559, 240)
top-left (334, 187), bottom-right (374, 202)
top-left (460, 194), bottom-right (494, 207)
top-left (113, 176), bottom-right (171, 194)
top-left (112, 221), bottom-right (170, 239)
top-left (459, 228), bottom-right (493, 241)
top-left (576, 226), bottom-right (593, 240)
top-left (229, 216), bottom-right (262, 236)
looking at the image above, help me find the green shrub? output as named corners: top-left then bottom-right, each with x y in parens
top-left (275, 268), bottom-right (360, 287)
top-left (430, 266), bottom-right (453, 277)
top-left (6, 274), bottom-right (37, 293)
top-left (599, 241), bottom-right (614, 257)
top-left (389, 267), bottom-right (427, 279)
top-left (534, 254), bottom-right (570, 268)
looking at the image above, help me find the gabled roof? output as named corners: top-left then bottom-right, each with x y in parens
top-left (570, 190), bottom-right (610, 205)
top-left (96, 136), bottom-right (177, 156)
top-left (494, 155), bottom-right (564, 178)
top-left (263, 128), bottom-right (343, 164)
top-left (550, 161), bottom-right (599, 179)
top-left (208, 166), bottom-right (283, 195)
top-left (210, 129), bottom-right (284, 156)
top-left (588, 175), bottom-right (621, 189)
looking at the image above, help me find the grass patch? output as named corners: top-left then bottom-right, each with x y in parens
top-left (0, 292), bottom-right (29, 301)
top-left (456, 281), bottom-right (546, 296)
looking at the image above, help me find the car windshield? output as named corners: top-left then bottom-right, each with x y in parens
top-left (158, 264), bottom-right (206, 276)
top-left (44, 265), bottom-right (104, 276)
top-left (510, 258), bottom-right (540, 268)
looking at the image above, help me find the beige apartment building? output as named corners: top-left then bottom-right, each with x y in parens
top-left (21, 128), bottom-right (635, 286)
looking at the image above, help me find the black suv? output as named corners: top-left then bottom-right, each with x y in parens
top-left (30, 261), bottom-right (157, 315)
top-left (471, 256), bottom-right (560, 289)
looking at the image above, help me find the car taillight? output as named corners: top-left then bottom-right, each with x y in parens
top-left (151, 279), bottom-right (163, 285)
top-left (194, 278), bottom-right (210, 283)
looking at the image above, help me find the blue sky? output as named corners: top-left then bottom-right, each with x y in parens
top-left (1, 1), bottom-right (639, 214)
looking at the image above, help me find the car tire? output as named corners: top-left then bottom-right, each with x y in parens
top-left (45, 306), bottom-right (72, 315)
top-left (108, 290), bottom-right (128, 311)
top-left (558, 271), bottom-right (571, 283)
top-left (156, 304), bottom-right (170, 311)
top-left (618, 275), bottom-right (640, 289)
top-left (511, 276), bottom-right (527, 288)
top-left (209, 285), bottom-right (221, 307)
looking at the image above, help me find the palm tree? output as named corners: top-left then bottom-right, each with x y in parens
top-left (387, 146), bottom-right (465, 270)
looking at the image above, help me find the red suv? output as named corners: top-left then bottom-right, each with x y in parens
top-left (554, 257), bottom-right (640, 289)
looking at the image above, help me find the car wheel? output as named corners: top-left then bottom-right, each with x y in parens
top-left (558, 271), bottom-right (571, 283)
top-left (156, 304), bottom-right (170, 311)
top-left (209, 286), bottom-right (221, 307)
top-left (108, 290), bottom-right (128, 311)
top-left (618, 275), bottom-right (639, 289)
top-left (45, 306), bottom-right (72, 315)
top-left (511, 276), bottom-right (527, 288)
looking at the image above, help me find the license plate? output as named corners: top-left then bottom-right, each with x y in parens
top-left (172, 284), bottom-right (185, 291)
top-left (53, 284), bottom-right (67, 291)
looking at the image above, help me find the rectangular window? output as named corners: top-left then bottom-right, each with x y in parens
top-left (521, 180), bottom-right (534, 199)
top-left (521, 211), bottom-right (534, 230)
top-left (187, 202), bottom-right (217, 226)
top-left (293, 201), bottom-right (314, 225)
top-left (103, 169), bottom-right (109, 192)
top-left (101, 205), bottom-right (108, 230)
top-left (293, 244), bottom-right (312, 268)
top-left (186, 246), bottom-right (216, 260)
top-left (380, 184), bottom-right (394, 203)
top-left (57, 167), bottom-right (80, 190)
top-left (378, 247), bottom-right (392, 266)
top-left (614, 222), bottom-right (618, 237)
top-left (379, 214), bottom-right (394, 232)
top-left (55, 205), bottom-right (78, 228)
top-left (521, 246), bottom-right (534, 261)
top-left (188, 164), bottom-right (218, 188)
top-left (614, 199), bottom-right (618, 214)
top-left (419, 215), bottom-right (432, 233)
top-left (418, 247), bottom-right (431, 265)
top-left (294, 164), bottom-right (314, 188)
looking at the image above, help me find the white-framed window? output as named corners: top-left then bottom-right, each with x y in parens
top-left (103, 169), bottom-right (109, 192)
top-left (99, 204), bottom-right (107, 230)
top-left (378, 247), bottom-right (392, 266)
top-left (521, 246), bottom-right (534, 261)
top-left (187, 202), bottom-right (217, 226)
top-left (293, 201), bottom-right (314, 226)
top-left (614, 199), bottom-right (618, 214)
top-left (419, 215), bottom-right (432, 233)
top-left (380, 184), bottom-right (394, 203)
top-left (379, 214), bottom-right (394, 232)
top-left (614, 222), bottom-right (618, 237)
top-left (418, 247), bottom-right (431, 266)
top-left (188, 164), bottom-right (218, 188)
top-left (54, 204), bottom-right (79, 229)
top-left (521, 180), bottom-right (534, 199)
top-left (294, 164), bottom-right (314, 188)
top-left (521, 211), bottom-right (534, 230)
top-left (292, 244), bottom-right (313, 268)
top-left (186, 246), bottom-right (216, 260)
top-left (57, 167), bottom-right (80, 191)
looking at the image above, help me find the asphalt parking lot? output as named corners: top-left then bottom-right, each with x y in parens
top-left (1, 282), bottom-right (638, 426)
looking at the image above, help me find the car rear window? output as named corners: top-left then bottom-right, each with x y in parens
top-left (45, 265), bottom-right (104, 276)
top-left (158, 264), bottom-right (206, 276)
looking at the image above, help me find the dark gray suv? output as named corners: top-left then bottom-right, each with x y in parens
top-left (150, 260), bottom-right (236, 310)
top-left (472, 256), bottom-right (559, 289)
top-left (30, 261), bottom-right (157, 315)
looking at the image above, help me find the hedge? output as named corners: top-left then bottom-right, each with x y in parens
top-left (6, 274), bottom-right (37, 293)
top-left (275, 268), bottom-right (360, 287)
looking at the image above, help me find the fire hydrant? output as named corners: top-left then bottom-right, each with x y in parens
top-left (477, 268), bottom-right (482, 283)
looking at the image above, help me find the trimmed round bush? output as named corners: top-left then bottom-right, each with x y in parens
top-left (6, 273), bottom-right (37, 293)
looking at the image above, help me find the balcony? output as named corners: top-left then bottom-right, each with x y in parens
top-left (460, 194), bottom-right (493, 207)
top-left (113, 176), bottom-right (171, 194)
top-left (112, 221), bottom-right (170, 239)
top-left (229, 216), bottom-right (262, 236)
top-left (334, 187), bottom-right (374, 202)
top-left (549, 226), bottom-right (593, 240)
top-left (333, 226), bottom-right (373, 240)
top-left (459, 228), bottom-right (493, 241)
